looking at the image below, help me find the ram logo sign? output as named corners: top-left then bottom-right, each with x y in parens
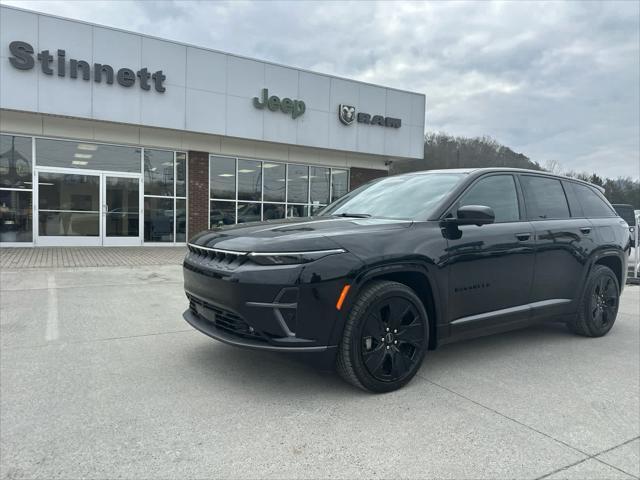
top-left (337, 104), bottom-right (402, 129)
top-left (338, 104), bottom-right (356, 125)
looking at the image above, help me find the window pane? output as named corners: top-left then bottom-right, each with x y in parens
top-left (144, 149), bottom-right (174, 196)
top-left (210, 156), bottom-right (236, 200)
top-left (0, 135), bottom-right (32, 189)
top-left (36, 138), bottom-right (140, 173)
top-left (176, 198), bottom-right (187, 242)
top-left (521, 176), bottom-right (570, 220)
top-left (144, 197), bottom-right (174, 242)
top-left (238, 159), bottom-right (262, 201)
top-left (0, 190), bottom-right (32, 242)
top-left (39, 212), bottom-right (99, 236)
top-left (263, 203), bottom-right (286, 220)
top-left (210, 200), bottom-right (235, 228)
top-left (287, 164), bottom-right (309, 203)
top-left (572, 183), bottom-right (616, 218)
top-left (38, 173), bottom-right (100, 212)
top-left (176, 152), bottom-right (187, 197)
top-left (310, 166), bottom-right (330, 204)
top-left (105, 177), bottom-right (139, 237)
top-left (287, 204), bottom-right (308, 218)
top-left (237, 202), bottom-right (261, 223)
top-left (331, 169), bottom-right (349, 202)
top-left (263, 163), bottom-right (286, 202)
top-left (460, 175), bottom-right (520, 223)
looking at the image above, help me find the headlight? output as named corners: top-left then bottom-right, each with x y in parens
top-left (248, 249), bottom-right (346, 265)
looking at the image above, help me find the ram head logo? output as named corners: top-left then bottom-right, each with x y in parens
top-left (338, 104), bottom-right (356, 125)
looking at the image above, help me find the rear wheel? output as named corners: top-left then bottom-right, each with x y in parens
top-left (336, 280), bottom-right (429, 393)
top-left (568, 265), bottom-right (620, 337)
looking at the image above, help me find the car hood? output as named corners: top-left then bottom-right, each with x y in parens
top-left (190, 216), bottom-right (412, 253)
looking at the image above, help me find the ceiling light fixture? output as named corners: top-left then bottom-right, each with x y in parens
top-left (72, 160), bottom-right (88, 166)
top-left (77, 144), bottom-right (98, 151)
top-left (74, 153), bottom-right (92, 159)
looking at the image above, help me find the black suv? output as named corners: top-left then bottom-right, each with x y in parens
top-left (183, 168), bottom-right (630, 392)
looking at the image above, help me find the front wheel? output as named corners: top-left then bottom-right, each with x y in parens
top-left (336, 280), bottom-right (429, 393)
top-left (568, 265), bottom-right (620, 337)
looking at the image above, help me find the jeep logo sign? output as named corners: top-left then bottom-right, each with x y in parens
top-left (337, 104), bottom-right (402, 128)
top-left (253, 88), bottom-right (305, 119)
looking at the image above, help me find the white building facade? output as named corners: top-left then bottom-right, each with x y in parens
top-left (0, 5), bottom-right (425, 246)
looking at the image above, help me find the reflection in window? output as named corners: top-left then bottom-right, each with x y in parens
top-left (38, 173), bottom-right (100, 212)
top-left (287, 164), bottom-right (309, 204)
top-left (176, 152), bottom-right (187, 197)
top-left (521, 176), bottom-right (570, 220)
top-left (287, 204), bottom-right (308, 218)
top-left (331, 169), bottom-right (349, 202)
top-left (263, 203), bottom-right (286, 220)
top-left (36, 138), bottom-right (141, 173)
top-left (238, 159), bottom-right (262, 201)
top-left (459, 175), bottom-right (519, 223)
top-left (39, 212), bottom-right (100, 236)
top-left (176, 199), bottom-right (187, 242)
top-left (0, 135), bottom-right (32, 189)
top-left (310, 167), bottom-right (330, 205)
top-left (144, 197), bottom-right (174, 242)
top-left (144, 149), bottom-right (174, 196)
top-left (210, 156), bottom-right (236, 200)
top-left (237, 202), bottom-right (261, 223)
top-left (263, 163), bottom-right (286, 202)
top-left (0, 190), bottom-right (32, 242)
top-left (210, 200), bottom-right (235, 228)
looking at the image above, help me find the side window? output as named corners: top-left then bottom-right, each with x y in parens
top-left (459, 175), bottom-right (520, 223)
top-left (572, 183), bottom-right (616, 218)
top-left (520, 176), bottom-right (570, 220)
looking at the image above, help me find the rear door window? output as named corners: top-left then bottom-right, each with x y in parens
top-left (571, 183), bottom-right (617, 218)
top-left (458, 175), bottom-right (520, 223)
top-left (520, 175), bottom-right (570, 220)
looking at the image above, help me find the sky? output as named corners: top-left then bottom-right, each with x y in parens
top-left (3, 0), bottom-right (639, 179)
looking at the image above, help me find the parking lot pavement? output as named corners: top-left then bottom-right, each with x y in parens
top-left (1, 265), bottom-right (638, 480)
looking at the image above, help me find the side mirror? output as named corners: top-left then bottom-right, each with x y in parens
top-left (455, 205), bottom-right (495, 226)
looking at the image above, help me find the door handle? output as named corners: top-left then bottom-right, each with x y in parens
top-left (580, 227), bottom-right (591, 234)
top-left (515, 233), bottom-right (531, 241)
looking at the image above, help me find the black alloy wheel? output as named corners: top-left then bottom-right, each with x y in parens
top-left (360, 296), bottom-right (425, 382)
top-left (590, 275), bottom-right (618, 329)
top-left (337, 280), bottom-right (429, 393)
top-left (569, 264), bottom-right (620, 337)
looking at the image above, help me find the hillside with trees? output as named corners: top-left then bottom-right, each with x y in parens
top-left (391, 132), bottom-right (639, 209)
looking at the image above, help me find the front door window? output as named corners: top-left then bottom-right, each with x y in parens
top-left (38, 172), bottom-right (100, 237)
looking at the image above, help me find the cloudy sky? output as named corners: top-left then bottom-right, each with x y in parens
top-left (4, 0), bottom-right (639, 179)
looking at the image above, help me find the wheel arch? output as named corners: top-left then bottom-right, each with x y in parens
top-left (353, 263), bottom-right (441, 350)
top-left (593, 253), bottom-right (624, 292)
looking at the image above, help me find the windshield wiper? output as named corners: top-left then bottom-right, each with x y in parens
top-left (332, 213), bottom-right (372, 218)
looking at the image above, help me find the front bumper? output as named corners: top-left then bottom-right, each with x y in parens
top-left (182, 247), bottom-right (362, 360)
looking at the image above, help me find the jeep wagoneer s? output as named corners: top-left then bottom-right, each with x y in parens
top-left (183, 168), bottom-right (629, 392)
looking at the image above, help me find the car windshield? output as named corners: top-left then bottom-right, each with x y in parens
top-left (320, 172), bottom-right (467, 220)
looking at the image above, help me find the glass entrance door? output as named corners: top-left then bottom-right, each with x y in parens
top-left (36, 170), bottom-right (102, 246)
top-left (103, 175), bottom-right (142, 246)
top-left (35, 169), bottom-right (142, 246)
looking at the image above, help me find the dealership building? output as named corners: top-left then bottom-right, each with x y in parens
top-left (0, 5), bottom-right (425, 247)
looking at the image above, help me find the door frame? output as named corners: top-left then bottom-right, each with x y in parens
top-left (34, 167), bottom-right (143, 247)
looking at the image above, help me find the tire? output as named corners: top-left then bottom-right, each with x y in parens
top-left (336, 280), bottom-right (429, 393)
top-left (568, 265), bottom-right (620, 337)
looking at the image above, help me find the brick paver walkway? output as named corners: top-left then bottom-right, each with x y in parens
top-left (0, 247), bottom-right (186, 269)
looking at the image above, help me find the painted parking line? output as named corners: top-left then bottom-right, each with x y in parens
top-left (45, 273), bottom-right (59, 342)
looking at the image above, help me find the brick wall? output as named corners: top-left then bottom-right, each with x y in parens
top-left (187, 151), bottom-right (209, 239)
top-left (349, 166), bottom-right (388, 190)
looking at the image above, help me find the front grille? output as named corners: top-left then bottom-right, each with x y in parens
top-left (187, 244), bottom-right (247, 272)
top-left (188, 294), bottom-right (265, 342)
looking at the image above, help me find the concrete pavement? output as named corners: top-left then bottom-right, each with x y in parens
top-left (1, 264), bottom-right (638, 479)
